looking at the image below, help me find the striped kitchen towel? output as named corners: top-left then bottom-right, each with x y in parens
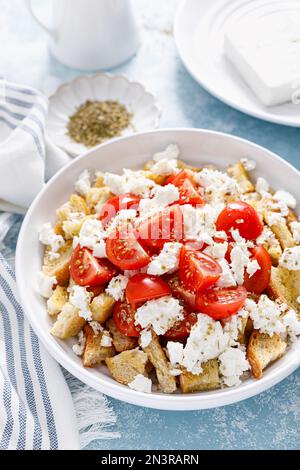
top-left (0, 80), bottom-right (120, 449)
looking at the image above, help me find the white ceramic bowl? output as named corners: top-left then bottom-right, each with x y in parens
top-left (46, 73), bottom-right (161, 156)
top-left (16, 129), bottom-right (300, 410)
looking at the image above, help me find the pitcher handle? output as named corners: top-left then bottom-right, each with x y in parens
top-left (25, 0), bottom-right (55, 36)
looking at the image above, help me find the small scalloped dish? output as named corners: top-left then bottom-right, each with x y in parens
top-left (46, 73), bottom-right (161, 156)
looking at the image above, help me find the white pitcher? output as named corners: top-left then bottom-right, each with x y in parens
top-left (25, 0), bottom-right (140, 70)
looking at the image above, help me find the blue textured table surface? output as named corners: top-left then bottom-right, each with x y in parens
top-left (1, 0), bottom-right (299, 450)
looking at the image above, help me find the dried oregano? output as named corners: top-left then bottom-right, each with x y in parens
top-left (67, 100), bottom-right (132, 147)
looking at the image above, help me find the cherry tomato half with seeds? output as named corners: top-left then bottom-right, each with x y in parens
top-left (126, 273), bottom-right (171, 307)
top-left (216, 201), bottom-right (263, 240)
top-left (165, 274), bottom-right (196, 311)
top-left (243, 245), bottom-right (272, 294)
top-left (113, 300), bottom-right (141, 337)
top-left (195, 286), bottom-right (247, 320)
top-left (137, 204), bottom-right (183, 250)
top-left (70, 245), bottom-right (115, 287)
top-left (106, 224), bottom-right (151, 271)
top-left (179, 247), bottom-right (222, 293)
top-left (166, 170), bottom-right (205, 207)
top-left (98, 193), bottom-right (140, 227)
top-left (164, 311), bottom-right (198, 340)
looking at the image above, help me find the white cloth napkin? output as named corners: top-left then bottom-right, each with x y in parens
top-left (0, 79), bottom-right (120, 449)
top-left (0, 79), bottom-right (71, 213)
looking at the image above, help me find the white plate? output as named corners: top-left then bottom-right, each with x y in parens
top-left (46, 73), bottom-right (161, 156)
top-left (174, 0), bottom-right (300, 127)
top-left (16, 129), bottom-right (300, 410)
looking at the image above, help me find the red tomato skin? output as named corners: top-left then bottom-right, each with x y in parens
top-left (243, 245), bottom-right (272, 294)
top-left (167, 170), bottom-right (205, 207)
top-left (178, 247), bottom-right (222, 293)
top-left (137, 204), bottom-right (183, 250)
top-left (70, 246), bottom-right (115, 287)
top-left (165, 274), bottom-right (196, 311)
top-left (106, 225), bottom-right (151, 270)
top-left (113, 301), bottom-right (141, 337)
top-left (98, 194), bottom-right (140, 226)
top-left (164, 312), bottom-right (198, 340)
top-left (216, 201), bottom-right (263, 240)
top-left (126, 273), bottom-right (171, 306)
top-left (195, 286), bottom-right (247, 320)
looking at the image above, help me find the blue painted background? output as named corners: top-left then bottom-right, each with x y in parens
top-left (1, 0), bottom-right (299, 449)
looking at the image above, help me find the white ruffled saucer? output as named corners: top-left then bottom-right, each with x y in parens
top-left (46, 73), bottom-right (161, 156)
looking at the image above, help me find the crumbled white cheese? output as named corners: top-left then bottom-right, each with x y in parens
top-left (230, 244), bottom-right (250, 285)
top-left (256, 177), bottom-right (270, 196)
top-left (256, 226), bottom-right (275, 245)
top-left (169, 369), bottom-right (182, 376)
top-left (194, 168), bottom-right (240, 205)
top-left (106, 275), bottom-right (128, 301)
top-left (181, 203), bottom-right (224, 241)
top-left (290, 221), bottom-right (300, 242)
top-left (147, 242), bottom-right (182, 275)
top-left (240, 158), bottom-right (256, 171)
top-left (138, 184), bottom-right (179, 218)
top-left (69, 285), bottom-right (92, 321)
top-left (151, 158), bottom-right (178, 175)
top-left (39, 222), bottom-right (65, 259)
top-left (37, 272), bottom-right (56, 298)
top-left (104, 209), bottom-right (137, 236)
top-left (216, 259), bottom-right (236, 288)
top-left (92, 239), bottom-right (107, 258)
top-left (78, 218), bottom-right (104, 250)
top-left (247, 296), bottom-right (285, 336)
top-left (100, 332), bottom-right (113, 347)
top-left (204, 241), bottom-right (228, 259)
top-left (89, 321), bottom-right (103, 335)
top-left (246, 259), bottom-right (260, 278)
top-left (223, 308), bottom-right (248, 346)
top-left (135, 296), bottom-right (184, 336)
top-left (167, 341), bottom-right (184, 365)
top-left (279, 246), bottom-right (300, 271)
top-left (273, 190), bottom-right (296, 209)
top-left (104, 169), bottom-right (156, 198)
top-left (72, 331), bottom-right (86, 356)
top-left (219, 347), bottom-right (249, 387)
top-left (153, 144), bottom-right (180, 162)
top-left (128, 374), bottom-right (152, 393)
top-left (123, 266), bottom-right (148, 278)
top-left (139, 329), bottom-right (152, 348)
top-left (181, 314), bottom-right (231, 374)
top-left (74, 169), bottom-right (91, 196)
top-left (282, 309), bottom-right (300, 342)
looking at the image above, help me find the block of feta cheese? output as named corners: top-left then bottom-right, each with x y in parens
top-left (224, 12), bottom-right (300, 106)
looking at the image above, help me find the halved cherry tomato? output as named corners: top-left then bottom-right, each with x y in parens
top-left (70, 245), bottom-right (115, 287)
top-left (106, 224), bottom-right (150, 270)
top-left (164, 311), bottom-right (198, 340)
top-left (195, 286), bottom-right (247, 320)
top-left (98, 193), bottom-right (140, 226)
top-left (87, 285), bottom-right (105, 297)
top-left (138, 204), bottom-right (183, 250)
top-left (126, 273), bottom-right (171, 307)
top-left (113, 300), bottom-right (141, 337)
top-left (165, 274), bottom-right (196, 311)
top-left (216, 201), bottom-right (263, 240)
top-left (243, 245), bottom-right (271, 294)
top-left (166, 170), bottom-right (205, 206)
top-left (179, 247), bottom-right (222, 293)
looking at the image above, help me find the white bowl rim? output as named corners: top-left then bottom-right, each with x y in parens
top-left (16, 128), bottom-right (300, 410)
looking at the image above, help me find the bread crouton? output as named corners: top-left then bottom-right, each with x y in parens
top-left (179, 359), bottom-right (220, 393)
top-left (247, 330), bottom-right (287, 379)
top-left (141, 332), bottom-right (177, 393)
top-left (62, 215), bottom-right (92, 239)
top-left (92, 172), bottom-right (105, 188)
top-left (227, 162), bottom-right (254, 194)
top-left (47, 286), bottom-right (68, 316)
top-left (105, 348), bottom-right (148, 385)
top-left (263, 211), bottom-right (295, 250)
top-left (56, 194), bottom-right (90, 221)
top-left (51, 302), bottom-right (86, 339)
top-left (141, 170), bottom-right (168, 185)
top-left (90, 293), bottom-right (115, 323)
top-left (266, 266), bottom-right (300, 315)
top-left (82, 325), bottom-right (115, 367)
top-left (42, 240), bottom-right (72, 286)
top-left (85, 187), bottom-right (112, 210)
top-left (106, 318), bottom-right (138, 352)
